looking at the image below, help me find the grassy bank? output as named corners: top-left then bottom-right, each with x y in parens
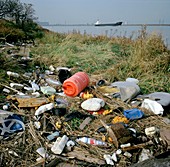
top-left (0, 26), bottom-right (169, 94)
top-left (29, 27), bottom-right (170, 94)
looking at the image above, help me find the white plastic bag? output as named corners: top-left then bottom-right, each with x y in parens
top-left (141, 99), bottom-right (164, 115)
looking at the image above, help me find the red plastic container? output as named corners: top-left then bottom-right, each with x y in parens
top-left (62, 72), bottom-right (89, 97)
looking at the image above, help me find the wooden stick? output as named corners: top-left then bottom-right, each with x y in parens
top-left (46, 155), bottom-right (69, 167)
top-left (100, 119), bottom-right (119, 148)
top-left (0, 83), bottom-right (21, 94)
top-left (122, 140), bottom-right (153, 151)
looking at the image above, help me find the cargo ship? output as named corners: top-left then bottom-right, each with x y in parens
top-left (95, 20), bottom-right (123, 26)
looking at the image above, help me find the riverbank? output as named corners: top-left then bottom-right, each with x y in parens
top-left (0, 29), bottom-right (170, 167)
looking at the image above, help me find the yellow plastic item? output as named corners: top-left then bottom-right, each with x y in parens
top-left (112, 116), bottom-right (129, 124)
top-left (56, 122), bottom-right (62, 129)
top-left (108, 137), bottom-right (113, 143)
top-left (97, 86), bottom-right (119, 94)
top-left (102, 135), bottom-right (106, 142)
top-left (48, 94), bottom-right (56, 102)
top-left (102, 109), bottom-right (112, 115)
top-left (80, 91), bottom-right (93, 99)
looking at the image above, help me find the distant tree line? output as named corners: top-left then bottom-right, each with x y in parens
top-left (0, 0), bottom-right (44, 44)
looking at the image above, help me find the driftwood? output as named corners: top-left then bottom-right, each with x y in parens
top-left (66, 147), bottom-right (105, 165)
top-left (46, 155), bottom-right (69, 167)
top-left (17, 97), bottom-right (48, 108)
top-left (30, 158), bottom-right (45, 167)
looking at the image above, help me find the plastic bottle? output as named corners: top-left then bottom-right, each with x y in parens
top-left (2, 88), bottom-right (10, 94)
top-left (62, 72), bottom-right (89, 97)
top-left (24, 86), bottom-right (33, 92)
top-left (7, 71), bottom-right (19, 78)
top-left (51, 135), bottom-right (68, 154)
top-left (76, 137), bottom-right (107, 146)
top-left (40, 86), bottom-right (56, 95)
top-left (30, 81), bottom-right (39, 92)
top-left (120, 143), bottom-right (131, 148)
top-left (10, 83), bottom-right (24, 89)
top-left (45, 70), bottom-right (54, 75)
top-left (47, 131), bottom-right (60, 141)
top-left (35, 103), bottom-right (54, 116)
top-left (45, 78), bottom-right (62, 86)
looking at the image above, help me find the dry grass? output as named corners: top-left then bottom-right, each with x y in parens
top-left (6, 26), bottom-right (170, 94)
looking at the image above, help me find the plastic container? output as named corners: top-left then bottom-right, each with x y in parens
top-left (51, 135), bottom-right (68, 154)
top-left (103, 154), bottom-right (114, 165)
top-left (123, 108), bottom-right (144, 120)
top-left (36, 147), bottom-right (49, 158)
top-left (145, 126), bottom-right (159, 136)
top-left (62, 72), bottom-right (89, 97)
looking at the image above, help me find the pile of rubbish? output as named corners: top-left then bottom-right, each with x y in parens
top-left (0, 45), bottom-right (170, 167)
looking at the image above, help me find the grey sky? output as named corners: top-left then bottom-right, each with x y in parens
top-left (20, 0), bottom-right (170, 24)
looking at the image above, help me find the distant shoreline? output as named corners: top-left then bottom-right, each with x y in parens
top-left (41, 23), bottom-right (170, 27)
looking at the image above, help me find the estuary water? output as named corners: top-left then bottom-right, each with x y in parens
top-left (43, 25), bottom-right (170, 49)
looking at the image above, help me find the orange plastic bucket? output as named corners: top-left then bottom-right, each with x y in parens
top-left (62, 72), bottom-right (89, 97)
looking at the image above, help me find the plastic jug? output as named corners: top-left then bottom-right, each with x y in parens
top-left (62, 72), bottom-right (89, 97)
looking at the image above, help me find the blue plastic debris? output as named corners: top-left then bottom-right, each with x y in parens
top-left (0, 114), bottom-right (25, 137)
top-left (123, 108), bottom-right (144, 120)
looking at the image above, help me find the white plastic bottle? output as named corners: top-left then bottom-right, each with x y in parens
top-left (7, 71), bottom-right (19, 78)
top-left (45, 78), bottom-right (62, 86)
top-left (47, 131), bottom-right (60, 141)
top-left (35, 103), bottom-right (54, 116)
top-left (10, 83), bottom-right (24, 89)
top-left (30, 81), bottom-right (39, 92)
top-left (76, 137), bottom-right (106, 146)
top-left (45, 70), bottom-right (54, 75)
top-left (51, 135), bottom-right (68, 154)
